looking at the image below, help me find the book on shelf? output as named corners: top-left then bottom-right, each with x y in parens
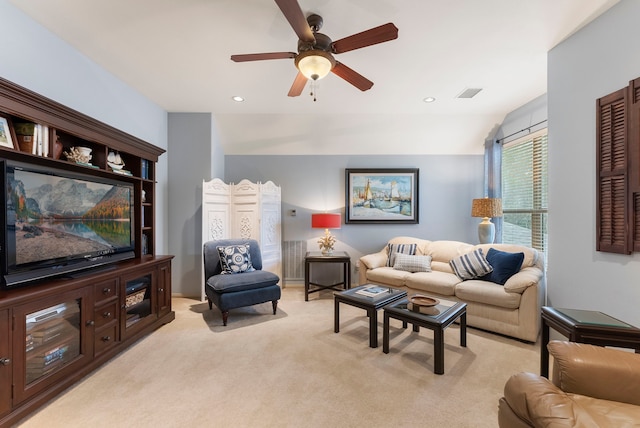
top-left (141, 159), bottom-right (149, 179)
top-left (356, 285), bottom-right (392, 297)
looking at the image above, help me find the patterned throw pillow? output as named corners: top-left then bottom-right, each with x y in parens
top-left (386, 243), bottom-right (417, 267)
top-left (217, 244), bottom-right (255, 274)
top-left (449, 248), bottom-right (493, 280)
top-left (393, 253), bottom-right (432, 273)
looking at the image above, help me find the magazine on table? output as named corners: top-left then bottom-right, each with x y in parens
top-left (356, 285), bottom-right (391, 297)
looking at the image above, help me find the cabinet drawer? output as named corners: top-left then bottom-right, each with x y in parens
top-left (94, 279), bottom-right (118, 305)
top-left (93, 301), bottom-right (118, 329)
top-left (94, 324), bottom-right (118, 356)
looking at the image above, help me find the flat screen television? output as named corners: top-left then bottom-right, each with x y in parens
top-left (1, 159), bottom-right (135, 288)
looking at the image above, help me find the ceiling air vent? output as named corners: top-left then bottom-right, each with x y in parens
top-left (457, 88), bottom-right (483, 99)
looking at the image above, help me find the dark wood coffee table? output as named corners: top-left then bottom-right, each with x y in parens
top-left (334, 285), bottom-right (407, 348)
top-left (540, 306), bottom-right (640, 377)
top-left (383, 297), bottom-right (467, 375)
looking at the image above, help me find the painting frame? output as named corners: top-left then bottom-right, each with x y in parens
top-left (345, 168), bottom-right (419, 224)
top-left (0, 114), bottom-right (17, 150)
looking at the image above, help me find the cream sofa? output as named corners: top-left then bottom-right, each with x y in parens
top-left (358, 237), bottom-right (545, 342)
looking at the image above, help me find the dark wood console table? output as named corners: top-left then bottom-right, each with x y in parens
top-left (304, 251), bottom-right (351, 301)
top-left (540, 306), bottom-right (640, 378)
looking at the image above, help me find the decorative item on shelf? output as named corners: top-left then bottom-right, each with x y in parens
top-left (0, 114), bottom-right (17, 150)
top-left (52, 136), bottom-right (63, 160)
top-left (13, 122), bottom-right (49, 156)
top-left (64, 146), bottom-right (96, 167)
top-left (13, 121), bottom-right (35, 153)
top-left (107, 150), bottom-right (124, 170)
top-left (107, 150), bottom-right (132, 175)
top-left (312, 212), bottom-right (341, 255)
top-left (471, 197), bottom-right (503, 244)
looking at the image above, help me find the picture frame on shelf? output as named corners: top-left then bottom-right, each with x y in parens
top-left (0, 114), bottom-right (17, 150)
top-left (345, 168), bottom-right (419, 224)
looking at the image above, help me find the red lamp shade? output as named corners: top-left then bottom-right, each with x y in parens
top-left (311, 213), bottom-right (341, 229)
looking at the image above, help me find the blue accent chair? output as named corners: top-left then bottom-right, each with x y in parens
top-left (203, 239), bottom-right (281, 326)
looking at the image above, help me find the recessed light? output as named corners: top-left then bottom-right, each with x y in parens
top-left (423, 97), bottom-right (436, 103)
top-left (232, 96), bottom-right (245, 102)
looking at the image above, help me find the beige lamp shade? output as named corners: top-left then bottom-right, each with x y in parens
top-left (471, 198), bottom-right (503, 218)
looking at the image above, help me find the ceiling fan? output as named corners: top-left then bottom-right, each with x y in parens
top-left (230, 0), bottom-right (399, 100)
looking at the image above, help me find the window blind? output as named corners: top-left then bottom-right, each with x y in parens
top-left (502, 129), bottom-right (548, 260)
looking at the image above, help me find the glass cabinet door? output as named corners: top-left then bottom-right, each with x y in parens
top-left (25, 299), bottom-right (80, 384)
top-left (13, 288), bottom-right (90, 404)
top-left (121, 269), bottom-right (157, 339)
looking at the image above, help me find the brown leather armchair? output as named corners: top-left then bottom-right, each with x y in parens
top-left (498, 340), bottom-right (640, 427)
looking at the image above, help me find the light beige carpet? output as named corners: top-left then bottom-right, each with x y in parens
top-left (18, 288), bottom-right (539, 427)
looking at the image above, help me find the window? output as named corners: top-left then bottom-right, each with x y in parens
top-left (501, 129), bottom-right (548, 260)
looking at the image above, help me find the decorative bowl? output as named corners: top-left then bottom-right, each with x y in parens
top-left (410, 295), bottom-right (440, 307)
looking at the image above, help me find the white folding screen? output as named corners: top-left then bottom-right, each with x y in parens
top-left (201, 178), bottom-right (282, 301)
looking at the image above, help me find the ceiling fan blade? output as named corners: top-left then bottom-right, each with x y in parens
top-left (331, 23), bottom-right (399, 54)
top-left (288, 72), bottom-right (307, 97)
top-left (332, 62), bottom-right (373, 91)
top-left (231, 52), bottom-right (296, 62)
top-left (274, 0), bottom-right (315, 44)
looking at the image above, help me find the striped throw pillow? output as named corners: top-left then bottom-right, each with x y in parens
top-left (449, 248), bottom-right (493, 280)
top-left (386, 243), bottom-right (417, 267)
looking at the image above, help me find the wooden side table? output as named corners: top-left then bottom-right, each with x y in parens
top-left (304, 251), bottom-right (351, 301)
top-left (540, 306), bottom-right (640, 378)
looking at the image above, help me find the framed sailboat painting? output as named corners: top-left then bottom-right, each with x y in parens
top-left (345, 168), bottom-right (419, 224)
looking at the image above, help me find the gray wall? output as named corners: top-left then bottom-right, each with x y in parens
top-left (168, 113), bottom-right (224, 297)
top-left (225, 155), bottom-right (484, 268)
top-left (0, 0), bottom-right (169, 254)
top-left (494, 94), bottom-right (547, 142)
top-left (548, 0), bottom-right (640, 326)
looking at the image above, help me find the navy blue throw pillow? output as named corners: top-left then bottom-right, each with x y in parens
top-left (482, 248), bottom-right (524, 285)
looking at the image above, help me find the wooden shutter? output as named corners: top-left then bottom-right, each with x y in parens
top-left (596, 88), bottom-right (628, 253)
top-left (629, 78), bottom-right (640, 251)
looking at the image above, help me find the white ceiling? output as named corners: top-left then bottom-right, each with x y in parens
top-left (11, 0), bottom-right (618, 155)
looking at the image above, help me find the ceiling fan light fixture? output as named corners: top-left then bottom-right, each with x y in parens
top-left (295, 50), bottom-right (335, 81)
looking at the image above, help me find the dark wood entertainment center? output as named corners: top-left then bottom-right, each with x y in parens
top-left (0, 78), bottom-right (174, 427)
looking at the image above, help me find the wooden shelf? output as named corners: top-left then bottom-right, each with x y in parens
top-left (0, 76), bottom-right (173, 427)
top-left (0, 77), bottom-right (164, 258)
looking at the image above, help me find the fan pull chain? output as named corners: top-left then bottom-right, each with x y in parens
top-left (310, 80), bottom-right (318, 102)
